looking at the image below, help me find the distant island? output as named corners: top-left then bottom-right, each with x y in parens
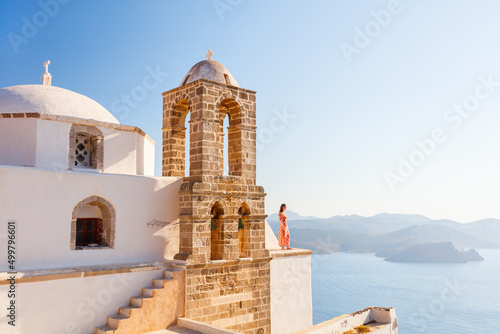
top-left (384, 242), bottom-right (484, 263)
top-left (267, 211), bottom-right (499, 262)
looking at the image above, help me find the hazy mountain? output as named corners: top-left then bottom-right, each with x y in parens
top-left (287, 228), bottom-right (360, 253)
top-left (342, 224), bottom-right (499, 254)
top-left (267, 210), bottom-right (316, 221)
top-left (458, 218), bottom-right (500, 244)
top-left (267, 212), bottom-right (500, 256)
top-left (268, 211), bottom-right (458, 235)
top-left (385, 242), bottom-right (484, 263)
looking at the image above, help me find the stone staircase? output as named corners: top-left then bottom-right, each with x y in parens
top-left (94, 267), bottom-right (185, 334)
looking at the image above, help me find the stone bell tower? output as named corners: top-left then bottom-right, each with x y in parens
top-left (162, 50), bottom-right (271, 333)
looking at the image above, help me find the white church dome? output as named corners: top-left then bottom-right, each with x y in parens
top-left (180, 60), bottom-right (239, 87)
top-left (0, 85), bottom-right (119, 124)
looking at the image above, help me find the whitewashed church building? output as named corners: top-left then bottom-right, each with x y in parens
top-left (0, 54), bottom-right (397, 334)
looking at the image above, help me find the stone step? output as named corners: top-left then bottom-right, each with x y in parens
top-left (94, 268), bottom-right (185, 334)
top-left (118, 306), bottom-right (140, 318)
top-left (106, 314), bottom-right (128, 329)
top-left (153, 277), bottom-right (171, 288)
top-left (130, 295), bottom-right (153, 308)
top-left (142, 286), bottom-right (162, 297)
top-left (94, 325), bottom-right (116, 334)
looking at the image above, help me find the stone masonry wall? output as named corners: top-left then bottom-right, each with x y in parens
top-left (185, 260), bottom-right (270, 333)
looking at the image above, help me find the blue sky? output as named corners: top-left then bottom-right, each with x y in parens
top-left (2, 0), bottom-right (500, 222)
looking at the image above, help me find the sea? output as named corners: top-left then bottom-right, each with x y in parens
top-left (311, 249), bottom-right (500, 334)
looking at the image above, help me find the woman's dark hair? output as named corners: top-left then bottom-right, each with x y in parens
top-left (279, 203), bottom-right (286, 213)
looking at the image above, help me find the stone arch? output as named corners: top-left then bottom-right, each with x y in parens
top-left (162, 97), bottom-right (192, 177)
top-left (69, 124), bottom-right (104, 171)
top-left (238, 202), bottom-right (251, 258)
top-left (216, 97), bottom-right (244, 176)
top-left (238, 202), bottom-right (251, 216)
top-left (210, 201), bottom-right (225, 260)
top-left (70, 195), bottom-right (115, 250)
top-left (169, 97), bottom-right (191, 127)
top-left (216, 96), bottom-right (243, 124)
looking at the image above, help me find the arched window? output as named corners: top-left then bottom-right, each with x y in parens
top-left (185, 110), bottom-right (191, 177)
top-left (71, 196), bottom-right (115, 250)
top-left (69, 125), bottom-right (104, 171)
top-left (210, 202), bottom-right (224, 260)
top-left (221, 115), bottom-right (229, 175)
top-left (218, 98), bottom-right (243, 177)
top-left (163, 98), bottom-right (190, 177)
top-left (238, 203), bottom-right (250, 258)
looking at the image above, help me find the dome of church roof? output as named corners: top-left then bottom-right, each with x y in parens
top-left (180, 60), bottom-right (239, 87)
top-left (0, 85), bottom-right (119, 124)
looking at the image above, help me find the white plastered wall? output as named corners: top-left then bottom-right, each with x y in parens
top-left (0, 118), bottom-right (37, 167)
top-left (35, 118), bottom-right (71, 170)
top-left (0, 118), bottom-right (155, 176)
top-left (270, 254), bottom-right (313, 334)
top-left (0, 165), bottom-right (182, 271)
top-left (0, 270), bottom-right (162, 334)
top-left (132, 130), bottom-right (155, 176)
top-left (102, 127), bottom-right (137, 175)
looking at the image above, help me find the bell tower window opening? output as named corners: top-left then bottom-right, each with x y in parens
top-left (210, 202), bottom-right (224, 261)
top-left (185, 111), bottom-right (191, 177)
top-left (218, 98), bottom-right (243, 177)
top-left (182, 74), bottom-right (190, 86)
top-left (238, 203), bottom-right (250, 258)
top-left (223, 115), bottom-right (229, 175)
top-left (224, 73), bottom-right (230, 85)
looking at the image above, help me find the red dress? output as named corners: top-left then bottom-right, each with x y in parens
top-left (278, 212), bottom-right (290, 247)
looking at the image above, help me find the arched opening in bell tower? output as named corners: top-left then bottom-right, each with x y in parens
top-left (210, 201), bottom-right (225, 260)
top-left (168, 98), bottom-right (191, 177)
top-left (184, 111), bottom-right (191, 177)
top-left (238, 202), bottom-right (250, 258)
top-left (223, 115), bottom-right (229, 175)
top-left (218, 98), bottom-right (243, 177)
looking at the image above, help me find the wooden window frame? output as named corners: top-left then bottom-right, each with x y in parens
top-left (75, 217), bottom-right (101, 247)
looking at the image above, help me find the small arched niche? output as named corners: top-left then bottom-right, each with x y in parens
top-left (71, 196), bottom-right (115, 250)
top-left (210, 201), bottom-right (225, 260)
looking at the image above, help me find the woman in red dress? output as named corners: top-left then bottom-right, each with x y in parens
top-left (278, 203), bottom-right (291, 250)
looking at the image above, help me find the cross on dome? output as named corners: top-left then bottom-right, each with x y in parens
top-left (41, 60), bottom-right (52, 86)
top-left (206, 49), bottom-right (214, 61)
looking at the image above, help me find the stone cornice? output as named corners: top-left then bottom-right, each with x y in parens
top-left (162, 79), bottom-right (257, 96)
top-left (0, 262), bottom-right (164, 285)
top-left (185, 257), bottom-right (271, 270)
top-left (269, 248), bottom-right (314, 258)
